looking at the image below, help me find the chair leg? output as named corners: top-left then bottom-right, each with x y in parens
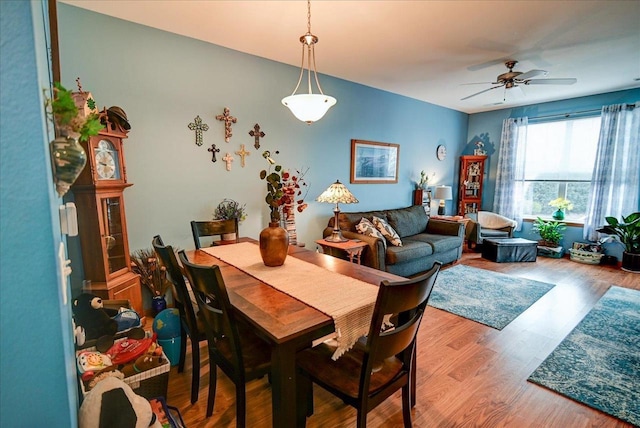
top-left (190, 339), bottom-right (200, 404)
top-left (411, 347), bottom-right (417, 408)
top-left (356, 409), bottom-right (367, 428)
top-left (401, 384), bottom-right (413, 428)
top-left (236, 383), bottom-right (246, 428)
top-left (206, 361), bottom-right (217, 418)
top-left (178, 328), bottom-right (187, 373)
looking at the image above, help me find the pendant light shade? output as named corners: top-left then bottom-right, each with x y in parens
top-left (282, 0), bottom-right (336, 124)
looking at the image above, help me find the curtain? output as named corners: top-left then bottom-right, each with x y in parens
top-left (493, 117), bottom-right (528, 230)
top-left (584, 103), bottom-right (640, 241)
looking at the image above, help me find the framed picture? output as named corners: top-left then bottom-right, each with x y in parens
top-left (350, 139), bottom-right (399, 184)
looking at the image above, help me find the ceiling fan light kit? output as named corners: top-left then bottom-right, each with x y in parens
top-left (281, 0), bottom-right (336, 124)
top-left (461, 60), bottom-right (577, 101)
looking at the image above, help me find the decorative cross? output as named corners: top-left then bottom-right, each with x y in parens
top-left (222, 152), bottom-right (234, 171)
top-left (188, 115), bottom-right (209, 146)
top-left (207, 144), bottom-right (220, 162)
top-left (249, 123), bottom-right (265, 149)
top-left (235, 144), bottom-right (250, 167)
top-left (215, 107), bottom-right (237, 143)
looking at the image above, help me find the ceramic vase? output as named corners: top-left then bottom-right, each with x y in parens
top-left (259, 221), bottom-right (289, 266)
top-left (552, 209), bottom-right (565, 220)
top-left (152, 295), bottom-right (167, 315)
top-left (50, 135), bottom-right (86, 197)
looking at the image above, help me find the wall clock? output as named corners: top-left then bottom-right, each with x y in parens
top-left (436, 145), bottom-right (447, 161)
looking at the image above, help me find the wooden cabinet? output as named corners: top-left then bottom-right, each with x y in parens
top-left (458, 155), bottom-right (487, 216)
top-left (413, 189), bottom-right (432, 216)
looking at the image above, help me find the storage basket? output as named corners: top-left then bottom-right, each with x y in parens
top-left (569, 248), bottom-right (604, 265)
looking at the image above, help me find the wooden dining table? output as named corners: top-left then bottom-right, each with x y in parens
top-left (185, 238), bottom-right (404, 427)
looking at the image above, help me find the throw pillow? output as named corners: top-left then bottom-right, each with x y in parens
top-left (356, 218), bottom-right (387, 250)
top-left (372, 216), bottom-right (403, 247)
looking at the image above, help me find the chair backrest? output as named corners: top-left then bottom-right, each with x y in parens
top-left (191, 219), bottom-right (239, 249)
top-left (361, 261), bottom-right (442, 398)
top-left (178, 250), bottom-right (245, 376)
top-left (152, 235), bottom-right (201, 339)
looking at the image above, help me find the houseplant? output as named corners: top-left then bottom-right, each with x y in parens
top-left (130, 248), bottom-right (172, 313)
top-left (549, 197), bottom-right (573, 220)
top-left (213, 198), bottom-right (247, 240)
top-left (597, 212), bottom-right (640, 272)
top-left (532, 217), bottom-right (566, 257)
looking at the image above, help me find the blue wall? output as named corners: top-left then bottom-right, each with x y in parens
top-left (0, 1), bottom-right (77, 426)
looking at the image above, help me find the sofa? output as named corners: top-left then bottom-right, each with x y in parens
top-left (322, 205), bottom-right (465, 277)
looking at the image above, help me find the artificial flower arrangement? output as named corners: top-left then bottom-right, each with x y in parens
top-left (259, 150), bottom-right (309, 222)
top-left (549, 197), bottom-right (574, 211)
top-left (415, 170), bottom-right (434, 190)
top-left (46, 82), bottom-right (102, 141)
top-left (214, 198), bottom-right (247, 223)
top-left (130, 249), bottom-right (172, 297)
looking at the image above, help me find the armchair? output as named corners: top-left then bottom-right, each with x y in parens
top-left (466, 211), bottom-right (517, 249)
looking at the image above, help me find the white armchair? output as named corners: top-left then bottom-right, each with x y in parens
top-left (465, 211), bottom-right (517, 249)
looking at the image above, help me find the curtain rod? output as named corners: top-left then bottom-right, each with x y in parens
top-left (529, 103), bottom-right (636, 121)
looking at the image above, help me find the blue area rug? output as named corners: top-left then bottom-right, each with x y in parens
top-left (528, 286), bottom-right (640, 426)
top-left (429, 264), bottom-right (555, 330)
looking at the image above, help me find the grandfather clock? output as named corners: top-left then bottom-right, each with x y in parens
top-left (72, 109), bottom-right (143, 319)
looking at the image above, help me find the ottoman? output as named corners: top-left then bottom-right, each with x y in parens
top-left (482, 238), bottom-right (538, 263)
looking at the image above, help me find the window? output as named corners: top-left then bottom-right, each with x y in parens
top-left (522, 116), bottom-right (601, 222)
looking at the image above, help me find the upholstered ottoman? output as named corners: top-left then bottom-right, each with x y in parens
top-left (482, 238), bottom-right (538, 263)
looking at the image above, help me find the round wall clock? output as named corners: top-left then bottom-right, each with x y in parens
top-left (436, 145), bottom-right (447, 161)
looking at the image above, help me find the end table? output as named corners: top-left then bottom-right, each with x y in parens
top-left (315, 239), bottom-right (368, 265)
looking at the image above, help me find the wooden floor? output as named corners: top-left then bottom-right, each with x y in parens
top-left (164, 253), bottom-right (639, 427)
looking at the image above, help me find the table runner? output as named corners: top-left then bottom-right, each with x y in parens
top-left (202, 242), bottom-right (380, 359)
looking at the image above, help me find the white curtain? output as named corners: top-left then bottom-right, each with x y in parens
top-left (493, 117), bottom-right (528, 230)
top-left (584, 103), bottom-right (640, 241)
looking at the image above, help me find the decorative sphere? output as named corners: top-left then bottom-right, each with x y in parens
top-left (152, 308), bottom-right (181, 339)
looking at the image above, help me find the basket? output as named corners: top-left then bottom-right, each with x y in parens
top-left (569, 248), bottom-right (604, 265)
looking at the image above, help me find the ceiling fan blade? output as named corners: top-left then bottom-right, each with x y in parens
top-left (516, 69), bottom-right (548, 80)
top-left (509, 85), bottom-right (525, 98)
top-left (461, 85), bottom-right (503, 101)
top-left (525, 78), bottom-right (577, 85)
top-left (461, 82), bottom-right (495, 86)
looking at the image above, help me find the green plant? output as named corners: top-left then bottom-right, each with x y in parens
top-left (597, 212), bottom-right (640, 254)
top-left (415, 170), bottom-right (434, 190)
top-left (549, 197), bottom-right (574, 211)
top-left (214, 198), bottom-right (247, 223)
top-left (46, 82), bottom-right (103, 142)
top-left (532, 217), bottom-right (566, 247)
top-left (130, 248), bottom-right (172, 297)
top-left (259, 150), bottom-right (308, 222)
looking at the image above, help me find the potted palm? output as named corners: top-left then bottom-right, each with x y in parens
top-left (213, 198), bottom-right (247, 241)
top-left (597, 212), bottom-right (640, 272)
top-left (532, 217), bottom-right (567, 257)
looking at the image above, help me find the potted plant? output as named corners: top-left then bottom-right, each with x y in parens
top-left (597, 212), bottom-right (640, 272)
top-left (130, 248), bottom-right (172, 314)
top-left (213, 198), bottom-right (247, 240)
top-left (532, 217), bottom-right (567, 257)
top-left (548, 197), bottom-right (573, 220)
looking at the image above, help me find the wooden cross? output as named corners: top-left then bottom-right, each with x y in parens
top-left (188, 115), bottom-right (209, 146)
top-left (222, 152), bottom-right (234, 171)
top-left (235, 144), bottom-right (250, 167)
top-left (215, 107), bottom-right (237, 143)
top-left (249, 123), bottom-right (265, 149)
top-left (208, 144), bottom-right (220, 162)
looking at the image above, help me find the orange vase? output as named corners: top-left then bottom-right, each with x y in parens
top-left (259, 222), bottom-right (289, 266)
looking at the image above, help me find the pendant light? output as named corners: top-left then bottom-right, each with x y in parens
top-left (281, 0), bottom-right (336, 124)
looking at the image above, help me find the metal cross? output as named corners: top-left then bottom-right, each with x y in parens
top-left (207, 144), bottom-right (220, 162)
top-left (235, 144), bottom-right (250, 167)
top-left (222, 153), bottom-right (234, 171)
top-left (215, 107), bottom-right (237, 143)
top-left (188, 115), bottom-right (209, 146)
top-left (249, 123), bottom-right (265, 150)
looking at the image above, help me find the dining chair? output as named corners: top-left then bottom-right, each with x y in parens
top-left (190, 219), bottom-right (239, 249)
top-left (152, 235), bottom-right (207, 405)
top-left (178, 250), bottom-right (271, 426)
top-left (295, 261), bottom-right (442, 428)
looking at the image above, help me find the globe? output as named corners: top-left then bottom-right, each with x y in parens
top-left (152, 308), bottom-right (181, 339)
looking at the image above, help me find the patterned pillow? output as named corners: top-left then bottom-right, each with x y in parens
top-left (372, 216), bottom-right (403, 247)
top-left (356, 218), bottom-right (387, 250)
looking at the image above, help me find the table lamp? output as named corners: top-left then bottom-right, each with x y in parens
top-left (434, 185), bottom-right (452, 215)
top-left (316, 180), bottom-right (359, 242)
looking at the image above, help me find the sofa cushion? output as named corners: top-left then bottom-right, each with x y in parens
top-left (373, 216), bottom-right (402, 247)
top-left (385, 240), bottom-right (433, 265)
top-left (355, 218), bottom-right (387, 250)
top-left (334, 211), bottom-right (389, 232)
top-left (386, 206), bottom-right (429, 238)
top-left (409, 233), bottom-right (463, 253)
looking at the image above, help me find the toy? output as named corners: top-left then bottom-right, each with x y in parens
top-left (73, 293), bottom-right (118, 341)
top-left (106, 333), bottom-right (158, 365)
top-left (78, 376), bottom-right (162, 428)
top-left (77, 351), bottom-right (112, 374)
top-left (121, 354), bottom-right (166, 378)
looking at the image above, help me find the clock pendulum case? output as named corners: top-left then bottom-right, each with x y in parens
top-left (71, 108), bottom-right (143, 319)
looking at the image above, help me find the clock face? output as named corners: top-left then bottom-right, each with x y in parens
top-left (94, 140), bottom-right (119, 179)
top-left (436, 145), bottom-right (447, 161)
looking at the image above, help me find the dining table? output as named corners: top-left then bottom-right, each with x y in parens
top-left (185, 237), bottom-right (405, 427)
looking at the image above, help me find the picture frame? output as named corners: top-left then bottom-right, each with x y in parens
top-left (350, 139), bottom-right (399, 184)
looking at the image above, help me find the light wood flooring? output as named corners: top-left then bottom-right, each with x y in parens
top-left (164, 253), bottom-right (639, 427)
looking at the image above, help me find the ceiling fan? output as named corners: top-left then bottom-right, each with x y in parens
top-left (461, 60), bottom-right (577, 101)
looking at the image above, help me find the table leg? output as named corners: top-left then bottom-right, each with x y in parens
top-left (271, 342), bottom-right (301, 427)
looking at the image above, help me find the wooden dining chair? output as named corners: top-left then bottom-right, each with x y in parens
top-left (295, 261), bottom-right (442, 428)
top-left (178, 250), bottom-right (271, 426)
top-left (190, 219), bottom-right (239, 249)
top-left (152, 235), bottom-right (207, 404)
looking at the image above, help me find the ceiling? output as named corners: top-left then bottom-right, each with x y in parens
top-left (60, 0), bottom-right (640, 114)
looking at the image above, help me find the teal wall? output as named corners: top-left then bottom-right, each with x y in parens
top-left (57, 4), bottom-right (468, 298)
top-left (0, 1), bottom-right (78, 426)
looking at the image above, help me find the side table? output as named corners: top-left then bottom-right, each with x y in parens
top-left (315, 239), bottom-right (368, 265)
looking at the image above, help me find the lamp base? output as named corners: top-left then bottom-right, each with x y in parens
top-left (324, 229), bottom-right (348, 243)
top-left (438, 204), bottom-right (446, 216)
